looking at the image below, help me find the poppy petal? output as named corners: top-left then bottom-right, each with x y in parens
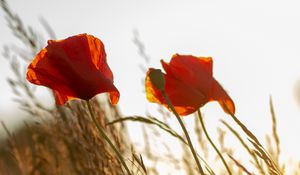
top-left (54, 90), bottom-right (76, 105)
top-left (164, 54), bottom-right (213, 96)
top-left (209, 78), bottom-right (235, 114)
top-left (146, 54), bottom-right (235, 116)
top-left (27, 47), bottom-right (77, 97)
top-left (28, 41), bottom-right (89, 98)
top-left (145, 69), bottom-right (206, 116)
top-left (26, 34), bottom-right (119, 105)
top-left (86, 35), bottom-right (114, 82)
top-left (169, 54), bottom-right (213, 77)
top-left (108, 86), bottom-right (120, 105)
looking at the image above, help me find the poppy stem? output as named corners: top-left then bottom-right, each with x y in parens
top-left (161, 91), bottom-right (205, 175)
top-left (197, 109), bottom-right (232, 175)
top-left (86, 100), bottom-right (132, 175)
top-left (222, 102), bottom-right (282, 175)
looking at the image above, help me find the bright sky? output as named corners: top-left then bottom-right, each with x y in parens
top-left (1, 0), bottom-right (300, 170)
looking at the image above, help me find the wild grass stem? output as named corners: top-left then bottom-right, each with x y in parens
top-left (86, 100), bottom-right (132, 175)
top-left (161, 90), bottom-right (205, 175)
top-left (197, 109), bottom-right (232, 175)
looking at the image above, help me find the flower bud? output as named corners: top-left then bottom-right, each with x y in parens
top-left (148, 68), bottom-right (165, 91)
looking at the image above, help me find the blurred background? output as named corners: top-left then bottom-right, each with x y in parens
top-left (0, 0), bottom-right (300, 169)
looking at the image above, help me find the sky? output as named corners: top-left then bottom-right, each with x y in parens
top-left (0, 0), bottom-right (300, 168)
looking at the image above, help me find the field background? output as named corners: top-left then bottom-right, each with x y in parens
top-left (0, 0), bottom-right (300, 174)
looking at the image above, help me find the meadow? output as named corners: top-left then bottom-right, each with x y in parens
top-left (0, 1), bottom-right (299, 174)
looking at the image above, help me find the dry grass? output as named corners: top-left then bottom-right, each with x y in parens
top-left (0, 0), bottom-right (299, 174)
top-left (0, 100), bottom-right (129, 175)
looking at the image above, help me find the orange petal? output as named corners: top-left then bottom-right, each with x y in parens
top-left (108, 86), bottom-right (120, 105)
top-left (54, 90), bottom-right (76, 105)
top-left (147, 54), bottom-right (235, 116)
top-left (163, 54), bottom-right (213, 96)
top-left (26, 34), bottom-right (119, 105)
top-left (27, 47), bottom-right (76, 96)
top-left (209, 79), bottom-right (235, 114)
top-left (86, 35), bottom-right (114, 82)
top-left (145, 68), bottom-right (206, 116)
top-left (169, 54), bottom-right (213, 77)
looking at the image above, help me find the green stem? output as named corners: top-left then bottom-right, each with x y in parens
top-left (161, 91), bottom-right (205, 175)
top-left (86, 100), bottom-right (132, 175)
top-left (197, 109), bottom-right (232, 175)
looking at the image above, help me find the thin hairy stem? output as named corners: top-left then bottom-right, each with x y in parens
top-left (86, 100), bottom-right (132, 175)
top-left (197, 110), bottom-right (232, 175)
top-left (161, 90), bottom-right (205, 175)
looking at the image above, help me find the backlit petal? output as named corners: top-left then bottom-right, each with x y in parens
top-left (145, 68), bottom-right (206, 116)
top-left (165, 54), bottom-right (213, 96)
top-left (26, 33), bottom-right (119, 105)
top-left (145, 54), bottom-right (235, 116)
top-left (86, 35), bottom-right (113, 82)
top-left (209, 78), bottom-right (235, 114)
top-left (54, 91), bottom-right (76, 105)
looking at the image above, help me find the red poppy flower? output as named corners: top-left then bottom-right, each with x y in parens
top-left (26, 33), bottom-right (119, 105)
top-left (145, 54), bottom-right (235, 116)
